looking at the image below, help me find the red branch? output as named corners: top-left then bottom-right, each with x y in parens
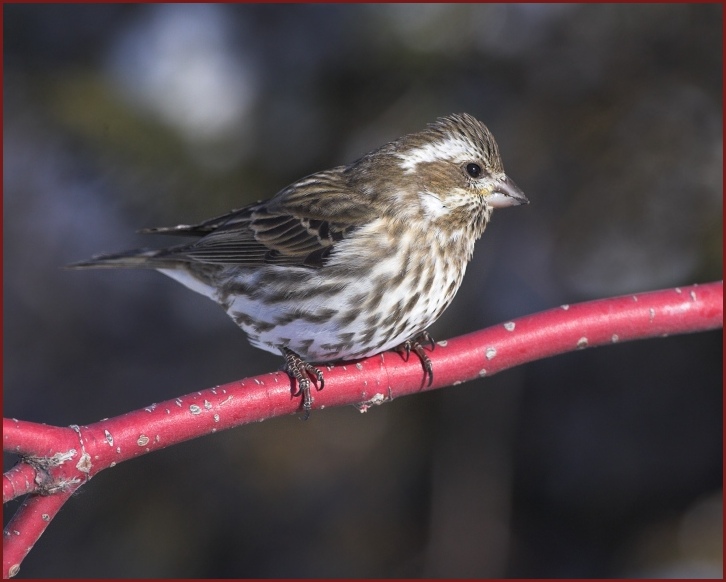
top-left (2, 281), bottom-right (722, 578)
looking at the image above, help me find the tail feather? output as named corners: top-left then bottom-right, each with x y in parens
top-left (65, 248), bottom-right (183, 270)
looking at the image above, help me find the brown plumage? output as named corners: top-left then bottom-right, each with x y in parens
top-left (69, 113), bottom-right (528, 415)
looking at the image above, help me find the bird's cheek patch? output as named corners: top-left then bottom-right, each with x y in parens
top-left (418, 190), bottom-right (450, 220)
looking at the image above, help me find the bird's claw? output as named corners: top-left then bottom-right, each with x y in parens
top-left (282, 347), bottom-right (324, 419)
top-left (395, 331), bottom-right (436, 386)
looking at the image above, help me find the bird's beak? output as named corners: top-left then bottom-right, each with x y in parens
top-left (485, 175), bottom-right (529, 209)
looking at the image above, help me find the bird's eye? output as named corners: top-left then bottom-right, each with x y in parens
top-left (466, 163), bottom-right (482, 178)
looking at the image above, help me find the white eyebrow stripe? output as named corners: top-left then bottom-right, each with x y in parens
top-left (398, 136), bottom-right (473, 173)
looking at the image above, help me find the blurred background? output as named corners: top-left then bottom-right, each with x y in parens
top-left (3, 3), bottom-right (722, 577)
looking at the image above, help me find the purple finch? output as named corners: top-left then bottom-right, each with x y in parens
top-left (70, 113), bottom-right (528, 415)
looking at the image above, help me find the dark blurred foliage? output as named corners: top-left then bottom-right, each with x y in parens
top-left (3, 4), bottom-right (722, 578)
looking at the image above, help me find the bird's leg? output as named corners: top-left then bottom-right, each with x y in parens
top-left (281, 347), bottom-right (325, 420)
top-left (395, 331), bottom-right (436, 386)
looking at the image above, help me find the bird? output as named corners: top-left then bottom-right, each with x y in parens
top-left (69, 113), bottom-right (528, 416)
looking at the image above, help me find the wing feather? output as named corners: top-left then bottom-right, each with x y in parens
top-left (150, 167), bottom-right (379, 268)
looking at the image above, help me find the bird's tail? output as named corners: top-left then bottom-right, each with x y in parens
top-left (65, 248), bottom-right (183, 270)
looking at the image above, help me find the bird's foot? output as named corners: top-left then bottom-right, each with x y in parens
top-left (281, 347), bottom-right (325, 420)
top-left (395, 331), bottom-right (436, 386)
